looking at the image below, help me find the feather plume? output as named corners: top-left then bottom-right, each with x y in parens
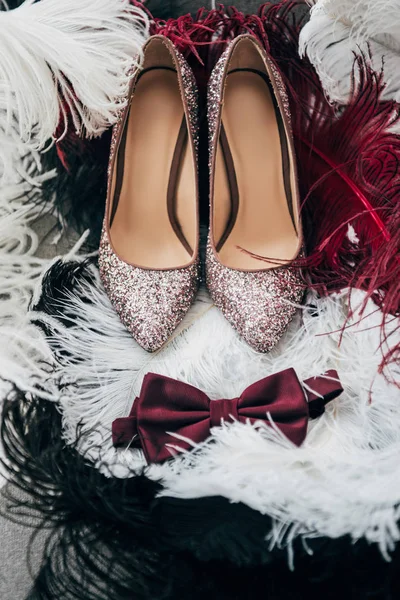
top-left (0, 0), bottom-right (149, 184)
top-left (300, 0), bottom-right (400, 103)
top-left (286, 45), bottom-right (400, 371)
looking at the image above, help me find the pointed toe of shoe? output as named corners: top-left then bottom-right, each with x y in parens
top-left (206, 246), bottom-right (304, 353)
top-left (124, 306), bottom-right (185, 353)
top-left (99, 238), bottom-right (199, 352)
top-left (237, 303), bottom-right (298, 353)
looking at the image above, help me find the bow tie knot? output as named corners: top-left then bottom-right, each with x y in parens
top-left (112, 368), bottom-right (343, 463)
top-left (210, 397), bottom-right (239, 427)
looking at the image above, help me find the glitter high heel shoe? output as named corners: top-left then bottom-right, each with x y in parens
top-left (205, 34), bottom-right (304, 353)
top-left (99, 36), bottom-right (199, 352)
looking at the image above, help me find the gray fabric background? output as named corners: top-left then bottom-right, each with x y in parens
top-left (0, 2), bottom-right (275, 598)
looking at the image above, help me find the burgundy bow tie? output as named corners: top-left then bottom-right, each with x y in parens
top-left (112, 368), bottom-right (342, 463)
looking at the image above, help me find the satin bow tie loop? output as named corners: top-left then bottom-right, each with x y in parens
top-left (112, 368), bottom-right (343, 464)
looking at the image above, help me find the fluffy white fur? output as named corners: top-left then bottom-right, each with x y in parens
top-left (0, 0), bottom-right (149, 183)
top-left (33, 260), bottom-right (400, 556)
top-left (300, 0), bottom-right (400, 103)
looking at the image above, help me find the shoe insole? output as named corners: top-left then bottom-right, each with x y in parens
top-left (214, 70), bottom-right (299, 270)
top-left (110, 69), bottom-right (196, 269)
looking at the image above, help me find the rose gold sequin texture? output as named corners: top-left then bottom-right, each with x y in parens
top-left (205, 36), bottom-right (305, 353)
top-left (207, 48), bottom-right (229, 170)
top-left (206, 241), bottom-right (303, 352)
top-left (99, 236), bottom-right (199, 352)
top-left (175, 49), bottom-right (199, 153)
top-left (99, 38), bottom-right (200, 352)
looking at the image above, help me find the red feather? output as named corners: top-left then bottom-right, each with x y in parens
top-left (147, 2), bottom-right (400, 371)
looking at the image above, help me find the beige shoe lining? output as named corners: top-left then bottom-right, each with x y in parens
top-left (110, 42), bottom-right (196, 269)
top-left (214, 42), bottom-right (299, 270)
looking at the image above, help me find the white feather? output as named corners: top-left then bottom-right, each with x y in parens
top-left (299, 0), bottom-right (400, 103)
top-left (0, 0), bottom-right (149, 184)
top-left (29, 256), bottom-right (400, 556)
top-left (0, 143), bottom-right (94, 486)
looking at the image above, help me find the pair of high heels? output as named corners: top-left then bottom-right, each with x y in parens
top-left (99, 34), bottom-right (304, 353)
